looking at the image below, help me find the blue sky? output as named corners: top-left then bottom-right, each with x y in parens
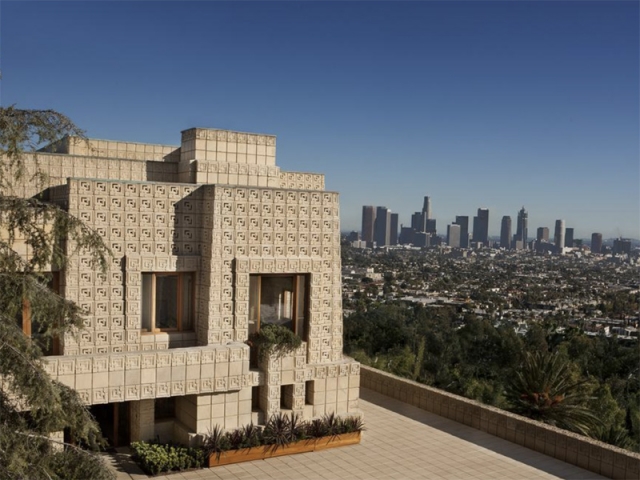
top-left (2, 1), bottom-right (638, 239)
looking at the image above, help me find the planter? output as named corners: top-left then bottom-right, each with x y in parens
top-left (208, 432), bottom-right (361, 467)
top-left (314, 432), bottom-right (362, 451)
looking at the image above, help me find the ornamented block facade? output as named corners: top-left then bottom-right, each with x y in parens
top-left (13, 128), bottom-right (360, 446)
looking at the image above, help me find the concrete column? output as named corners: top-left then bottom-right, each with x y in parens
top-left (130, 399), bottom-right (155, 442)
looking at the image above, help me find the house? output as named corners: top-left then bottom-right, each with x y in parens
top-left (12, 127), bottom-right (360, 446)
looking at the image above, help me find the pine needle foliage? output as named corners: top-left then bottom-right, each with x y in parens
top-left (0, 106), bottom-right (114, 479)
top-left (505, 351), bottom-right (601, 436)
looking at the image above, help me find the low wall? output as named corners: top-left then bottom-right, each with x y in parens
top-left (361, 366), bottom-right (640, 480)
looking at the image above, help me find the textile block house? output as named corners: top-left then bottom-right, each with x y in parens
top-left (12, 127), bottom-right (360, 446)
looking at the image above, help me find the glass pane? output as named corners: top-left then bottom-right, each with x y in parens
top-left (296, 275), bottom-right (307, 339)
top-left (155, 275), bottom-right (178, 329)
top-left (181, 274), bottom-right (193, 331)
top-left (249, 276), bottom-right (260, 335)
top-left (260, 276), bottom-right (294, 330)
top-left (142, 273), bottom-right (153, 331)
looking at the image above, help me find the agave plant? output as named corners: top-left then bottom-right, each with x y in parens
top-left (263, 412), bottom-right (292, 449)
top-left (241, 422), bottom-right (263, 448)
top-left (322, 412), bottom-right (342, 436)
top-left (225, 428), bottom-right (246, 450)
top-left (289, 412), bottom-right (306, 441)
top-left (202, 425), bottom-right (231, 460)
top-left (306, 418), bottom-right (328, 439)
top-left (341, 416), bottom-right (365, 434)
top-left (505, 351), bottom-right (601, 436)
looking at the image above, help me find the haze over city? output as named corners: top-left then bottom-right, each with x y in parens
top-left (1, 1), bottom-right (637, 238)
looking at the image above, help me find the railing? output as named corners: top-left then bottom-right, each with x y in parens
top-left (360, 365), bottom-right (640, 480)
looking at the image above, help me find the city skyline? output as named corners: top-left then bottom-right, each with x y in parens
top-left (2, 1), bottom-right (637, 238)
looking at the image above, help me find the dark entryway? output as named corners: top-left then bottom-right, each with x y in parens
top-left (90, 402), bottom-right (130, 448)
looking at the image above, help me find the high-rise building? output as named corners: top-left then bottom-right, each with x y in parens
top-left (411, 212), bottom-right (426, 232)
top-left (361, 206), bottom-right (376, 244)
top-left (500, 216), bottom-right (512, 249)
top-left (454, 216), bottom-right (469, 248)
top-left (5, 126), bottom-right (360, 446)
top-left (422, 196), bottom-right (432, 220)
top-left (472, 208), bottom-right (489, 245)
top-left (390, 213), bottom-right (399, 246)
top-left (565, 228), bottom-right (574, 248)
top-left (515, 207), bottom-right (528, 249)
top-left (447, 224), bottom-right (461, 248)
top-left (613, 238), bottom-right (632, 255)
top-left (554, 219), bottom-right (565, 255)
top-left (374, 206), bottom-right (391, 247)
top-left (399, 226), bottom-right (414, 245)
top-left (425, 219), bottom-right (437, 234)
top-left (591, 233), bottom-right (603, 254)
top-left (537, 227), bottom-right (549, 242)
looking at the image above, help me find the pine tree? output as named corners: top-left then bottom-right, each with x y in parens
top-left (0, 106), bottom-right (114, 479)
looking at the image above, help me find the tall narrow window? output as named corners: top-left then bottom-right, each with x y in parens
top-left (248, 274), bottom-right (309, 339)
top-left (18, 272), bottom-right (61, 355)
top-left (141, 272), bottom-right (194, 332)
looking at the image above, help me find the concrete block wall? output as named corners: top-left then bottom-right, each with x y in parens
top-left (361, 365), bottom-right (640, 480)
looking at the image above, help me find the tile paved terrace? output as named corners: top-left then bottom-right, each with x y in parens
top-left (108, 388), bottom-right (604, 480)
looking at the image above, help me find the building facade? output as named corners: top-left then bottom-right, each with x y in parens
top-left (374, 206), bottom-right (391, 247)
top-left (447, 224), bottom-right (461, 248)
top-left (10, 128), bottom-right (361, 447)
top-left (472, 208), bottom-right (489, 246)
top-left (591, 233), bottom-right (603, 254)
top-left (361, 206), bottom-right (376, 245)
top-left (554, 219), bottom-right (565, 255)
top-left (500, 216), bottom-right (512, 250)
top-left (454, 216), bottom-right (469, 249)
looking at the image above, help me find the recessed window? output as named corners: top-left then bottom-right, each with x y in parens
top-left (142, 272), bottom-right (194, 332)
top-left (18, 272), bottom-right (61, 356)
top-left (249, 274), bottom-right (309, 339)
top-left (154, 397), bottom-right (175, 420)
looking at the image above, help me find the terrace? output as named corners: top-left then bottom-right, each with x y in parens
top-left (108, 367), bottom-right (640, 479)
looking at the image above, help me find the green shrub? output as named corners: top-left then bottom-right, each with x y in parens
top-left (130, 441), bottom-right (204, 475)
top-left (248, 323), bottom-right (302, 360)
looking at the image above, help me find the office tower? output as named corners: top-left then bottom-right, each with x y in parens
top-left (425, 219), bottom-right (437, 234)
top-left (472, 208), bottom-right (489, 245)
top-left (414, 232), bottom-right (429, 248)
top-left (5, 126), bottom-right (360, 446)
top-left (613, 238), bottom-right (632, 255)
top-left (537, 227), bottom-right (549, 242)
top-left (422, 196), bottom-right (432, 220)
top-left (399, 226), bottom-right (414, 245)
top-left (516, 206), bottom-right (528, 249)
top-left (411, 212), bottom-right (426, 232)
top-left (500, 216), bottom-right (512, 249)
top-left (447, 224), bottom-right (461, 248)
top-left (565, 228), bottom-right (574, 248)
top-left (361, 206), bottom-right (376, 244)
top-left (591, 233), bottom-right (603, 254)
top-left (554, 219), bottom-right (565, 254)
top-left (374, 206), bottom-right (391, 247)
top-left (454, 216), bottom-right (469, 248)
top-left (347, 231), bottom-right (360, 242)
top-left (390, 213), bottom-right (399, 246)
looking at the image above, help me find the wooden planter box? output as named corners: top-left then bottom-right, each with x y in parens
top-left (208, 432), bottom-right (361, 467)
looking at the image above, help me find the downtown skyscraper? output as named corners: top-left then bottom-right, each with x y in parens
top-left (500, 216), bottom-right (512, 249)
top-left (361, 206), bottom-right (376, 244)
top-left (473, 208), bottom-right (489, 245)
top-left (515, 206), bottom-right (528, 249)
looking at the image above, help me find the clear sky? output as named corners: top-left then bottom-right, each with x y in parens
top-left (2, 1), bottom-right (638, 239)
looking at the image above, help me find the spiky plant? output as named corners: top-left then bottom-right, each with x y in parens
top-left (263, 412), bottom-right (292, 449)
top-left (505, 351), bottom-right (600, 436)
top-left (241, 423), bottom-right (263, 448)
top-left (202, 425), bottom-right (231, 460)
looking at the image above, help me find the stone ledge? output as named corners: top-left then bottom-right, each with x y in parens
top-left (360, 365), bottom-right (640, 480)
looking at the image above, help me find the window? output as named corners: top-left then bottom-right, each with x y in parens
top-left (154, 397), bottom-right (175, 420)
top-left (249, 274), bottom-right (308, 339)
top-left (18, 272), bottom-right (61, 356)
top-left (142, 272), bottom-right (194, 332)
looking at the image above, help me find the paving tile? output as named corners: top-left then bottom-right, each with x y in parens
top-left (107, 388), bottom-right (607, 480)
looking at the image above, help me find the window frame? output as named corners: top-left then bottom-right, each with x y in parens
top-left (141, 272), bottom-right (195, 333)
top-left (249, 273), bottom-right (309, 339)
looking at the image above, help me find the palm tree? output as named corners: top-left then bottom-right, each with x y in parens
top-left (506, 351), bottom-right (600, 436)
